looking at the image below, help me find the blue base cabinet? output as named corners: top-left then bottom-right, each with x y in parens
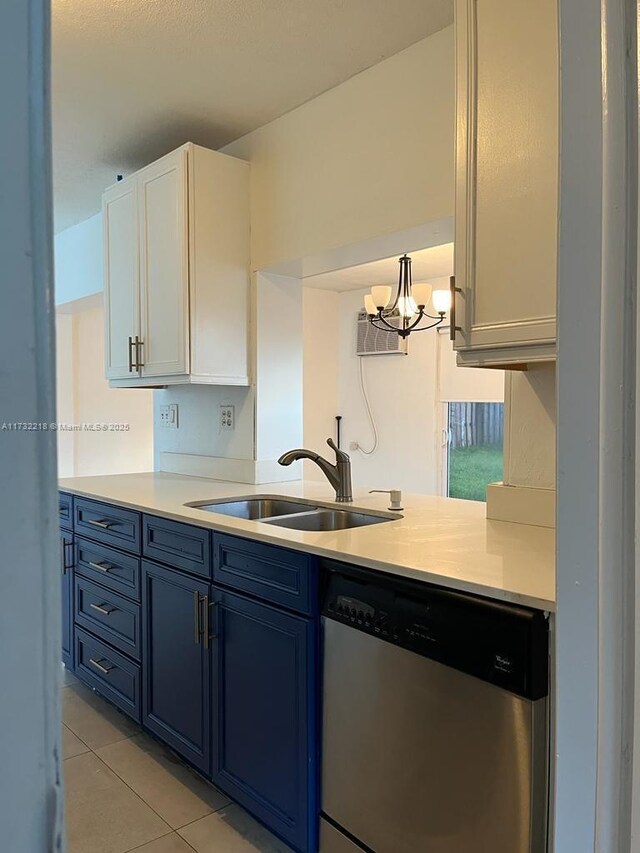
top-left (60, 529), bottom-right (73, 668)
top-left (142, 560), bottom-right (212, 775)
top-left (212, 588), bottom-right (318, 853)
top-left (60, 496), bottom-right (319, 853)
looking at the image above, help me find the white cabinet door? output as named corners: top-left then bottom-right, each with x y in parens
top-left (138, 148), bottom-right (189, 377)
top-left (103, 179), bottom-right (140, 379)
top-left (454, 0), bottom-right (558, 364)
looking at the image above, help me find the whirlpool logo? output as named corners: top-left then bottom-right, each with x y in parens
top-left (494, 653), bottom-right (513, 673)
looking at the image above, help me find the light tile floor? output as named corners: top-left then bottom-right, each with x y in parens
top-left (62, 669), bottom-right (293, 853)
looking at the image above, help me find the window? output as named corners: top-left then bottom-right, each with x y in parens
top-left (446, 402), bottom-right (504, 501)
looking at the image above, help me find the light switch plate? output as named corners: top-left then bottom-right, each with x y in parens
top-left (159, 404), bottom-right (179, 429)
top-left (220, 404), bottom-right (235, 431)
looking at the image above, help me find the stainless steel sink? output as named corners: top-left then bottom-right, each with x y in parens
top-left (186, 497), bottom-right (315, 520)
top-left (186, 495), bottom-right (401, 530)
top-left (263, 508), bottom-right (394, 531)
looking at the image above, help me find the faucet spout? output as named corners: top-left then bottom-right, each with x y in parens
top-left (278, 438), bottom-right (353, 502)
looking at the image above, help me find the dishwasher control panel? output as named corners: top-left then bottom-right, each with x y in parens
top-left (321, 564), bottom-right (549, 701)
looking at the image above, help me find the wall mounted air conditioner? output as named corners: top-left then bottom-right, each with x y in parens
top-left (356, 310), bottom-right (408, 356)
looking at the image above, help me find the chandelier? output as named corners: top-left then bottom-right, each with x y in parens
top-left (363, 254), bottom-right (453, 339)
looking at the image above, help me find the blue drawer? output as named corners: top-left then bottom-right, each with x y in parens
top-left (143, 515), bottom-right (211, 578)
top-left (75, 628), bottom-right (141, 723)
top-left (213, 534), bottom-right (314, 615)
top-left (75, 537), bottom-right (140, 602)
top-left (74, 576), bottom-right (141, 661)
top-left (75, 498), bottom-right (141, 554)
top-left (59, 492), bottom-right (73, 531)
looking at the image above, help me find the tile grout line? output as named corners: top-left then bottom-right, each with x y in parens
top-left (62, 722), bottom-right (93, 754)
top-left (65, 689), bottom-right (231, 850)
top-left (96, 744), bottom-right (229, 834)
top-left (121, 828), bottom-right (180, 853)
top-left (87, 737), bottom-right (228, 834)
top-left (88, 750), bottom-right (175, 836)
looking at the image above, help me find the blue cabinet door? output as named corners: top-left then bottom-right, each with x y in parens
top-left (142, 560), bottom-right (211, 774)
top-left (212, 589), bottom-right (318, 853)
top-left (60, 531), bottom-right (73, 668)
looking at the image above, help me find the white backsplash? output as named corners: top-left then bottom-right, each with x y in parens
top-left (153, 385), bottom-right (255, 471)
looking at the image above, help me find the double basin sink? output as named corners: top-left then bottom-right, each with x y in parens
top-left (185, 496), bottom-right (400, 531)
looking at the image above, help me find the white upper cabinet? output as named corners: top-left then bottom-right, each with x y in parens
top-left (103, 179), bottom-right (139, 379)
top-left (454, 0), bottom-right (558, 367)
top-left (103, 143), bottom-right (250, 387)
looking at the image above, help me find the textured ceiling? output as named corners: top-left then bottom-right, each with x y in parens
top-left (52, 0), bottom-right (453, 232)
top-left (303, 243), bottom-right (454, 292)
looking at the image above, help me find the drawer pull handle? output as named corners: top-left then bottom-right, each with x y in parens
top-left (90, 603), bottom-right (114, 616)
top-left (87, 519), bottom-right (113, 530)
top-left (88, 560), bottom-right (111, 573)
top-left (89, 658), bottom-right (113, 675)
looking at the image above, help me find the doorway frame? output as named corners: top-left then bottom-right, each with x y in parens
top-left (555, 0), bottom-right (638, 850)
top-left (0, 0), bottom-right (63, 850)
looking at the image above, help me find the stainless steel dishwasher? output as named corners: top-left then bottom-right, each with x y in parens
top-left (320, 564), bottom-right (549, 853)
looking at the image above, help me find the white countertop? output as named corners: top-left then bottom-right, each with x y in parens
top-left (59, 472), bottom-right (556, 611)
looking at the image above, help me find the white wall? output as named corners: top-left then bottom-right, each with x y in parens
top-left (303, 284), bottom-right (505, 495)
top-left (337, 288), bottom-right (441, 493)
top-left (302, 289), bottom-right (339, 481)
top-left (504, 366), bottom-right (556, 489)
top-left (223, 27), bottom-right (455, 272)
top-left (254, 273), bottom-right (304, 462)
top-left (55, 300), bottom-right (154, 476)
top-left (55, 313), bottom-right (75, 477)
top-left (54, 212), bottom-right (102, 305)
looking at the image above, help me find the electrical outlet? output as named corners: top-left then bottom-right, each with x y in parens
top-left (349, 441), bottom-right (359, 451)
top-left (159, 404), bottom-right (179, 429)
top-left (220, 404), bottom-right (235, 431)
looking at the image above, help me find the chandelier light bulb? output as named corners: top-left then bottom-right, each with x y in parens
top-left (432, 289), bottom-right (452, 314)
top-left (397, 295), bottom-right (417, 318)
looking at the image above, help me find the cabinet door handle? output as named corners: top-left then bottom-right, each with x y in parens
top-left (208, 599), bottom-right (218, 643)
top-left (90, 602), bottom-right (114, 616)
top-left (87, 519), bottom-right (113, 529)
top-left (66, 541), bottom-right (75, 573)
top-left (89, 658), bottom-right (113, 675)
top-left (202, 595), bottom-right (210, 649)
top-left (128, 336), bottom-right (135, 373)
top-left (60, 538), bottom-right (67, 575)
top-left (193, 590), bottom-right (201, 644)
top-left (88, 560), bottom-right (111, 573)
top-left (135, 337), bottom-right (144, 369)
top-left (449, 275), bottom-right (463, 342)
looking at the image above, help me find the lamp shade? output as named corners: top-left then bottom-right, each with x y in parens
top-left (364, 294), bottom-right (377, 316)
top-left (371, 285), bottom-right (392, 309)
top-left (412, 283), bottom-right (432, 307)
